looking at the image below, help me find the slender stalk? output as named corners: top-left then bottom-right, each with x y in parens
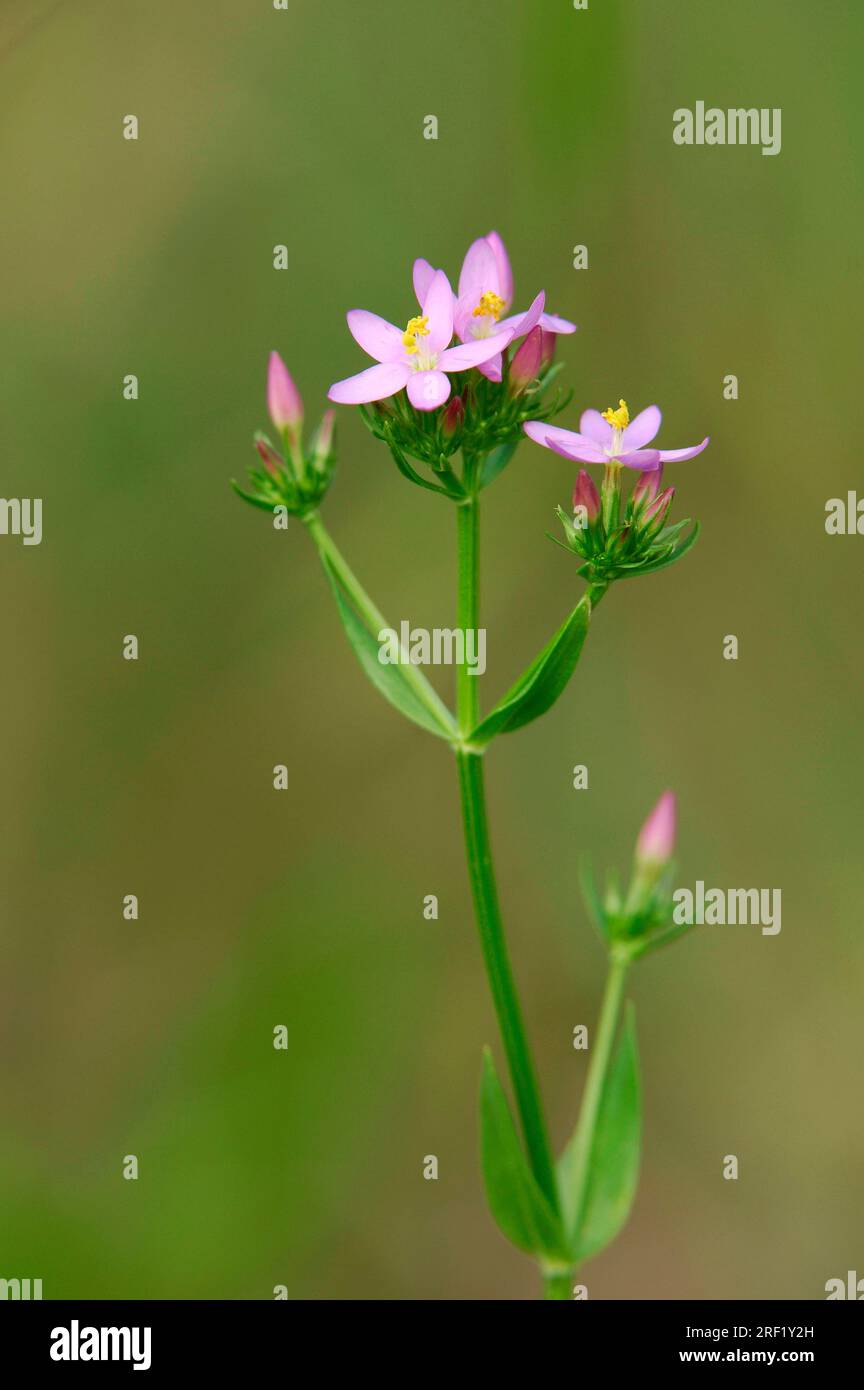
top-left (567, 952), bottom-right (630, 1250)
top-left (303, 510), bottom-right (457, 737)
top-left (543, 1271), bottom-right (573, 1300)
top-left (454, 491), bottom-right (559, 1213)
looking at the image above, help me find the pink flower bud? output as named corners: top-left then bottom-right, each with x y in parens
top-left (267, 351), bottom-right (303, 439)
top-left (255, 438), bottom-right (282, 479)
top-left (442, 395), bottom-right (464, 438)
top-left (636, 791), bottom-right (676, 867)
top-left (539, 329), bottom-right (556, 370)
top-left (572, 468), bottom-right (601, 524)
top-left (632, 464), bottom-right (663, 507)
top-left (312, 408), bottom-right (335, 467)
top-left (509, 327), bottom-right (543, 392)
top-left (642, 485), bottom-right (675, 531)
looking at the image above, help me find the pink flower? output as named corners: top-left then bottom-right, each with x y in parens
top-left (328, 270), bottom-right (511, 412)
top-left (524, 399), bottom-right (709, 471)
top-left (636, 791), bottom-right (677, 868)
top-left (268, 351), bottom-right (303, 441)
top-left (414, 232), bottom-right (575, 383)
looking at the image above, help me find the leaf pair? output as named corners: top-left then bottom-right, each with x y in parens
top-left (479, 1009), bottom-right (640, 1269)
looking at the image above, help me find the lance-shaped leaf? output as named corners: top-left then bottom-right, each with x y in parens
top-left (479, 1049), bottom-right (571, 1261)
top-left (320, 556), bottom-right (457, 741)
top-left (480, 440), bottom-right (518, 490)
top-left (468, 597), bottom-right (591, 746)
top-left (558, 1005), bottom-right (641, 1261)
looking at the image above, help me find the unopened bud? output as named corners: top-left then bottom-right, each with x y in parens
top-left (636, 791), bottom-right (676, 869)
top-left (311, 409), bottom-right (335, 470)
top-left (509, 327), bottom-right (543, 392)
top-left (632, 464), bottom-right (664, 508)
top-left (539, 329), bottom-right (556, 370)
top-left (641, 485), bottom-right (675, 536)
top-left (572, 468), bottom-right (601, 526)
top-left (442, 394), bottom-right (464, 438)
top-left (267, 351), bottom-right (304, 440)
top-left (255, 437), bottom-right (282, 479)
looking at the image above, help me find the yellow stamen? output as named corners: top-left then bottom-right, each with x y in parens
top-left (402, 315), bottom-right (430, 354)
top-left (472, 291), bottom-right (506, 321)
top-left (602, 398), bottom-right (630, 430)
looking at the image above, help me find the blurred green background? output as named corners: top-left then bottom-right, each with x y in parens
top-left (1, 0), bottom-right (861, 1300)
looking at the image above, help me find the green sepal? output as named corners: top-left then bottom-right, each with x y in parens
top-left (468, 597), bottom-right (591, 747)
top-left (320, 556), bottom-right (455, 740)
top-left (230, 480), bottom-right (280, 513)
top-left (558, 1005), bottom-right (641, 1260)
top-left (479, 1049), bottom-right (571, 1261)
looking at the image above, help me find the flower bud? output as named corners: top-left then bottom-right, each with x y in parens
top-left (509, 327), bottom-right (543, 393)
top-left (267, 351), bottom-right (303, 439)
top-left (632, 464), bottom-right (663, 508)
top-left (539, 329), bottom-right (556, 371)
top-left (255, 437), bottom-right (282, 479)
top-left (442, 394), bottom-right (464, 439)
top-left (572, 468), bottom-right (601, 526)
top-left (310, 409), bottom-right (335, 472)
top-left (641, 485), bottom-right (675, 537)
top-left (636, 791), bottom-right (676, 869)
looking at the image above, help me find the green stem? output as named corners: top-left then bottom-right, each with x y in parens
top-left (456, 498), bottom-right (480, 737)
top-left (568, 952), bottom-right (630, 1251)
top-left (543, 1271), bottom-right (574, 1300)
top-left (454, 490), bottom-right (559, 1214)
top-left (303, 510), bottom-right (457, 738)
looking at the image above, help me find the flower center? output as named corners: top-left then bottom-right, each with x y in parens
top-left (402, 315), bottom-right (430, 354)
top-left (602, 399), bottom-right (630, 431)
top-left (472, 291), bottom-right (506, 321)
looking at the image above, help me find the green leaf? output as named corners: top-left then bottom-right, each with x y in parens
top-left (479, 1049), bottom-right (570, 1260)
top-left (468, 597), bottom-right (591, 746)
top-left (480, 440), bottom-right (518, 489)
top-left (558, 1006), bottom-right (641, 1261)
top-left (320, 557), bottom-right (455, 740)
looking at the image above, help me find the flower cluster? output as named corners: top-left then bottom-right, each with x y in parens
top-left (232, 353), bottom-right (336, 516)
top-left (534, 400), bottom-right (708, 582)
top-left (323, 233), bottom-right (576, 497)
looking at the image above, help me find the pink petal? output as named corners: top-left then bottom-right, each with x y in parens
top-left (539, 311), bottom-right (577, 334)
top-left (422, 269), bottom-right (455, 352)
top-left (328, 362), bottom-right (408, 405)
top-left (580, 409), bottom-right (613, 447)
top-left (621, 405), bottom-right (661, 451)
top-left (438, 330), bottom-right (512, 372)
top-left (548, 435), bottom-right (608, 465)
top-left (346, 309), bottom-right (404, 364)
top-left (616, 448), bottom-right (662, 469)
top-left (406, 369), bottom-right (450, 411)
top-left (657, 437), bottom-right (710, 462)
top-left (413, 258), bottom-right (436, 306)
top-left (485, 231), bottom-right (513, 306)
top-left (497, 291), bottom-right (545, 339)
top-left (477, 353), bottom-right (503, 382)
top-left (453, 291), bottom-right (478, 345)
top-left (524, 421), bottom-right (606, 463)
top-left (458, 236), bottom-right (499, 300)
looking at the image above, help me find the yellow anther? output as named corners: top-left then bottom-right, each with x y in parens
top-left (472, 291), bottom-right (506, 320)
top-left (602, 398), bottom-right (630, 430)
top-left (402, 315), bottom-right (430, 353)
